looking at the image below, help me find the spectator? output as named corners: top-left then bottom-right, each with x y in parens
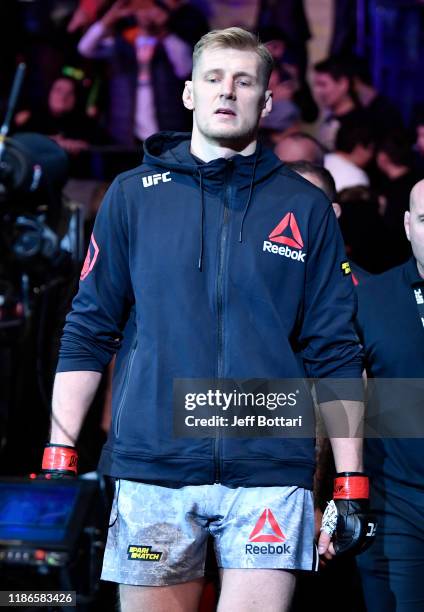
top-left (17, 0), bottom-right (84, 110)
top-left (285, 160), bottom-right (339, 216)
top-left (259, 65), bottom-right (301, 146)
top-left (15, 75), bottom-right (107, 177)
top-left (274, 132), bottom-right (325, 166)
top-left (338, 186), bottom-right (389, 274)
top-left (377, 130), bottom-right (420, 267)
top-left (259, 25), bottom-right (318, 123)
top-left (350, 55), bottom-right (404, 142)
top-left (78, 0), bottom-right (192, 145)
top-left (324, 117), bottom-right (374, 192)
top-left (286, 161), bottom-right (371, 287)
top-left (313, 56), bottom-right (368, 151)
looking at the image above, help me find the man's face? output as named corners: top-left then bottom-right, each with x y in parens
top-left (355, 143), bottom-right (374, 168)
top-left (312, 72), bottom-right (349, 110)
top-left (183, 47), bottom-right (272, 146)
top-left (405, 183), bottom-right (424, 278)
top-left (48, 78), bottom-right (76, 115)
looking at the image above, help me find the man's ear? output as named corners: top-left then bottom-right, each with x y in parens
top-left (404, 210), bottom-right (411, 242)
top-left (261, 90), bottom-right (273, 118)
top-left (182, 81), bottom-right (194, 110)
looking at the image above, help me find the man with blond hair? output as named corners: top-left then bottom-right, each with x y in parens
top-left (42, 28), bottom-right (374, 610)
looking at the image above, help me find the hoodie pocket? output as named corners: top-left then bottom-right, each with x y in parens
top-left (115, 342), bottom-right (137, 437)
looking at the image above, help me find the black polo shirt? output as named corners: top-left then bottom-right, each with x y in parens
top-left (356, 258), bottom-right (424, 493)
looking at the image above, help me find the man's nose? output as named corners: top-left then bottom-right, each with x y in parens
top-left (220, 76), bottom-right (236, 99)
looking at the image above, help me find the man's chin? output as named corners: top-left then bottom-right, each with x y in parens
top-left (202, 126), bottom-right (256, 146)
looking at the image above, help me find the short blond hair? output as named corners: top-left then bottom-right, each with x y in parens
top-left (192, 27), bottom-right (274, 87)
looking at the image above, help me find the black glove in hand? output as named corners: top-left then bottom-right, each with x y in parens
top-left (320, 472), bottom-right (377, 556)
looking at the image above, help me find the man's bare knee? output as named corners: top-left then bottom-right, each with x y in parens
top-left (119, 578), bottom-right (204, 612)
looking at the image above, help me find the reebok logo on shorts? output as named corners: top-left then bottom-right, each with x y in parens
top-left (245, 509), bottom-right (291, 555)
top-left (127, 545), bottom-right (163, 561)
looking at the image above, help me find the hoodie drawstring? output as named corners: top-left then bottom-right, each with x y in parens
top-left (197, 148), bottom-right (259, 270)
top-left (239, 149), bottom-right (259, 243)
top-left (198, 169), bottom-right (204, 270)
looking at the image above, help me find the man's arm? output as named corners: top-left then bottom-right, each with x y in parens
top-left (49, 371), bottom-right (103, 445)
top-left (45, 177), bottom-right (133, 471)
top-left (320, 399), bottom-right (364, 472)
top-left (77, 1), bottom-right (133, 58)
top-left (317, 399), bottom-right (367, 557)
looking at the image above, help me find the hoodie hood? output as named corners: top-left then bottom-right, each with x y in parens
top-left (144, 131), bottom-right (284, 269)
top-left (143, 131), bottom-right (283, 191)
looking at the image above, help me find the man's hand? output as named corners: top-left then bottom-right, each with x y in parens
top-left (318, 472), bottom-right (377, 559)
top-left (101, 0), bottom-right (134, 29)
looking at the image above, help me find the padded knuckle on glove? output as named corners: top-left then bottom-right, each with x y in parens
top-left (322, 473), bottom-right (377, 557)
top-left (333, 500), bottom-right (375, 555)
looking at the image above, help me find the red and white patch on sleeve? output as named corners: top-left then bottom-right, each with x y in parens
top-left (80, 233), bottom-right (100, 281)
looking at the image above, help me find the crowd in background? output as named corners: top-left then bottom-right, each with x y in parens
top-left (1, 0), bottom-right (423, 276)
top-left (0, 3), bottom-right (423, 610)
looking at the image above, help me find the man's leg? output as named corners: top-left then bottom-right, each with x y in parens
top-left (217, 569), bottom-right (296, 612)
top-left (356, 481), bottom-right (424, 612)
top-left (102, 481), bottom-right (210, 608)
top-left (209, 486), bottom-right (314, 612)
top-left (119, 578), bottom-right (205, 612)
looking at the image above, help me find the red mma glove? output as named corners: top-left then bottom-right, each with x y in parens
top-left (41, 443), bottom-right (78, 478)
top-left (320, 472), bottom-right (377, 556)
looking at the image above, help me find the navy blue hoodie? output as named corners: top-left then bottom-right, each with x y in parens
top-left (57, 132), bottom-right (362, 489)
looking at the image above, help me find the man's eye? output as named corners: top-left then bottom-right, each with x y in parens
top-left (237, 80), bottom-right (251, 87)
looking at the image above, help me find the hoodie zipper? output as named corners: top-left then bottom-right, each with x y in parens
top-left (115, 342), bottom-right (137, 437)
top-left (215, 160), bottom-right (233, 482)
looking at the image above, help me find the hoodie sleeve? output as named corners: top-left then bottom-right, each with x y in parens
top-left (298, 199), bottom-right (363, 391)
top-left (56, 177), bottom-right (134, 373)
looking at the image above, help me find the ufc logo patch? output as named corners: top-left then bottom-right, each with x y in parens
top-left (142, 172), bottom-right (172, 187)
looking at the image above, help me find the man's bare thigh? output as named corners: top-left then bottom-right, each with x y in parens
top-left (217, 568), bottom-right (296, 612)
top-left (119, 578), bottom-right (204, 612)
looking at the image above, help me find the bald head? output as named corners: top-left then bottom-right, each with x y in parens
top-left (409, 178), bottom-right (424, 212)
top-left (405, 179), bottom-right (424, 279)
